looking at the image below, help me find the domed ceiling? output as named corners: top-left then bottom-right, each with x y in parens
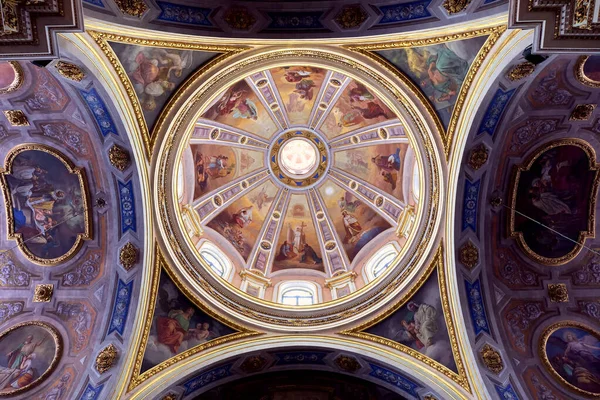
top-left (176, 65), bottom-right (419, 305)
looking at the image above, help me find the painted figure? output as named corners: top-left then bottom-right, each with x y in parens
top-left (342, 210), bottom-right (362, 243)
top-left (276, 241), bottom-right (297, 261)
top-left (232, 99), bottom-right (258, 120)
top-left (232, 206), bottom-right (253, 228)
top-left (7, 335), bottom-right (43, 370)
top-left (301, 243), bottom-right (322, 264)
top-left (156, 307), bottom-right (195, 354)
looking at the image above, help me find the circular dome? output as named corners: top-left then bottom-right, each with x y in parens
top-left (156, 47), bottom-right (443, 328)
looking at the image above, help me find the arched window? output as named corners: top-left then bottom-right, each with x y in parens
top-left (365, 243), bottom-right (400, 282)
top-left (412, 165), bottom-right (420, 202)
top-left (199, 241), bottom-right (233, 280)
top-left (277, 281), bottom-right (319, 305)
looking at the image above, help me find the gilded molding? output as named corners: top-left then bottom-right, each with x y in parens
top-left (340, 246), bottom-right (471, 391)
top-left (54, 61), bottom-right (85, 82)
top-left (0, 144), bottom-right (93, 265)
top-left (547, 283), bottom-right (568, 302)
top-left (539, 321), bottom-right (600, 397)
top-left (480, 344), bottom-right (503, 374)
top-left (575, 56), bottom-right (600, 88)
top-left (33, 284), bottom-right (54, 302)
top-left (347, 25), bottom-right (506, 159)
top-left (0, 61), bottom-right (23, 94)
top-left (3, 110), bottom-right (29, 126)
top-left (508, 139), bottom-right (600, 265)
top-left (0, 321), bottom-right (62, 397)
top-left (127, 244), bottom-right (261, 391)
top-left (95, 343), bottom-right (119, 373)
top-left (87, 30), bottom-right (248, 159)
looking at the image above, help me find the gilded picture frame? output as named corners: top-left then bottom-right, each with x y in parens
top-left (508, 139), bottom-right (600, 265)
top-left (574, 56), bottom-right (600, 89)
top-left (0, 62), bottom-right (24, 95)
top-left (0, 144), bottom-right (93, 265)
top-left (0, 321), bottom-right (63, 397)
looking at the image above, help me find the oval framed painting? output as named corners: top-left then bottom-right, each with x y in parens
top-left (0, 144), bottom-right (92, 265)
top-left (576, 56), bottom-right (600, 88)
top-left (540, 321), bottom-right (600, 397)
top-left (0, 62), bottom-right (23, 95)
top-left (0, 321), bottom-right (62, 396)
top-left (508, 139), bottom-right (600, 265)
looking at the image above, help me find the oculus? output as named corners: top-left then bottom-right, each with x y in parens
top-left (576, 55), bottom-right (600, 88)
top-left (541, 322), bottom-right (600, 396)
top-left (0, 322), bottom-right (62, 396)
top-left (0, 145), bottom-right (92, 265)
top-left (509, 140), bottom-right (600, 265)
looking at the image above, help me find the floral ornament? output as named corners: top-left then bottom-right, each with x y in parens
top-left (334, 5), bottom-right (368, 29)
top-left (223, 6), bottom-right (256, 30)
top-left (547, 283), bottom-right (568, 302)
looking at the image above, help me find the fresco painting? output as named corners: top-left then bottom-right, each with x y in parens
top-left (273, 195), bottom-right (325, 272)
top-left (365, 271), bottom-right (457, 373)
top-left (3, 149), bottom-right (88, 261)
top-left (201, 79), bottom-right (278, 139)
top-left (0, 62), bottom-right (16, 90)
top-left (269, 66), bottom-right (326, 125)
top-left (512, 144), bottom-right (597, 260)
top-left (545, 325), bottom-right (600, 394)
top-left (190, 145), bottom-right (264, 200)
top-left (320, 79), bottom-right (393, 138)
top-left (142, 272), bottom-right (235, 373)
top-left (334, 144), bottom-right (408, 200)
top-left (583, 55), bottom-right (600, 82)
top-left (319, 182), bottom-right (391, 262)
top-left (109, 43), bottom-right (217, 131)
top-left (207, 181), bottom-right (278, 260)
top-left (376, 36), bottom-right (487, 128)
top-left (0, 324), bottom-right (58, 394)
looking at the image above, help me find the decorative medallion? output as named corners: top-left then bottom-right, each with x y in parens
top-left (507, 62), bottom-right (536, 82)
top-left (269, 130), bottom-right (329, 189)
top-left (547, 283), bottom-right (568, 302)
top-left (334, 355), bottom-right (361, 373)
top-left (3, 110), bottom-right (29, 127)
top-left (95, 343), bottom-right (118, 373)
top-left (0, 62), bottom-right (23, 94)
top-left (575, 56), bottom-right (600, 88)
top-left (443, 0), bottom-right (470, 14)
top-left (334, 5), bottom-right (368, 30)
top-left (33, 284), bottom-right (54, 302)
top-left (509, 139), bottom-right (600, 265)
top-left (161, 394), bottom-right (177, 400)
top-left (239, 355), bottom-right (268, 373)
top-left (0, 145), bottom-right (92, 265)
top-left (119, 242), bottom-right (139, 271)
top-left (108, 144), bottom-right (131, 171)
top-left (54, 61), bottom-right (85, 82)
top-left (467, 143), bottom-right (489, 170)
top-left (540, 322), bottom-right (600, 396)
top-left (0, 321), bottom-right (62, 396)
top-left (260, 241), bottom-right (271, 250)
top-left (480, 344), bottom-right (503, 374)
top-left (569, 104), bottom-right (596, 121)
top-left (223, 6), bottom-right (256, 30)
top-left (114, 0), bottom-right (149, 17)
top-left (458, 241), bottom-right (479, 270)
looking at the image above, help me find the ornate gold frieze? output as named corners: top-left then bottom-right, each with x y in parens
top-left (569, 104), bottom-right (596, 121)
top-left (95, 343), bottom-right (118, 373)
top-left (547, 283), bottom-right (568, 302)
top-left (340, 246), bottom-right (470, 390)
top-left (55, 61), bottom-right (85, 82)
top-left (33, 284), bottom-right (54, 302)
top-left (108, 144), bottom-right (131, 171)
top-left (119, 242), bottom-right (139, 271)
top-left (3, 110), bottom-right (29, 126)
top-left (506, 61), bottom-right (535, 81)
top-left (480, 344), bottom-right (503, 374)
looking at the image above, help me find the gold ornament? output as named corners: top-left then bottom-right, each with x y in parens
top-left (119, 242), bottom-right (139, 271)
top-left (3, 110), bottom-right (29, 126)
top-left (458, 241), bottom-right (478, 270)
top-left (108, 144), bottom-right (131, 171)
top-left (480, 344), bottom-right (503, 374)
top-left (507, 61), bottom-right (536, 81)
top-left (443, 0), bottom-right (470, 14)
top-left (95, 343), bottom-right (118, 373)
top-left (467, 143), bottom-right (489, 170)
top-left (569, 104), bottom-right (596, 121)
top-left (334, 5), bottom-right (368, 29)
top-left (423, 396), bottom-right (438, 400)
top-left (161, 394), bottom-right (177, 400)
top-left (33, 284), bottom-right (54, 302)
top-left (334, 355), bottom-right (361, 373)
top-left (55, 61), bottom-right (85, 82)
top-left (239, 355), bottom-right (267, 373)
top-left (114, 0), bottom-right (148, 17)
top-left (548, 283), bottom-right (569, 302)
